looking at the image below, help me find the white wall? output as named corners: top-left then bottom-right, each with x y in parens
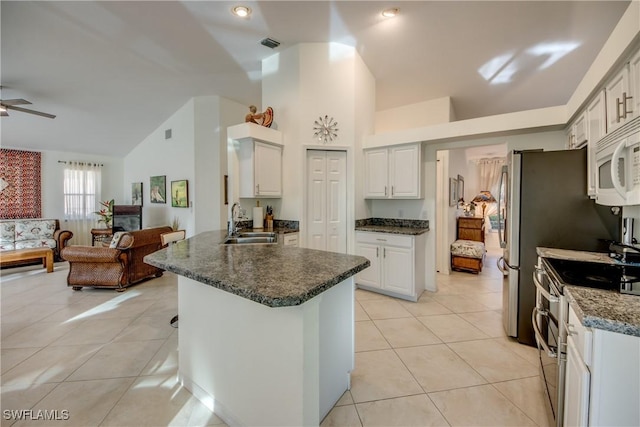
top-left (123, 95), bottom-right (245, 237)
top-left (37, 149), bottom-right (123, 239)
top-left (124, 99), bottom-right (196, 235)
top-left (261, 43), bottom-right (375, 249)
top-left (375, 97), bottom-right (456, 134)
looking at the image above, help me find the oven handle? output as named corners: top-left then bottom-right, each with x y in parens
top-left (533, 267), bottom-right (559, 303)
top-left (532, 307), bottom-right (557, 358)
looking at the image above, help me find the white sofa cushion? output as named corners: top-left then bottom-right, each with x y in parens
top-left (15, 220), bottom-right (56, 241)
top-left (0, 222), bottom-right (15, 244)
top-left (15, 239), bottom-right (57, 250)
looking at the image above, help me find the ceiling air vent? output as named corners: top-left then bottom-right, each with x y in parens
top-left (260, 38), bottom-right (281, 49)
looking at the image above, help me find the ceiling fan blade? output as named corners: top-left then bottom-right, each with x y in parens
top-left (6, 105), bottom-right (56, 119)
top-left (0, 110), bottom-right (8, 117)
top-left (0, 99), bottom-right (32, 106)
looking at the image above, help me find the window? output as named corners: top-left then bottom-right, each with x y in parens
top-left (63, 163), bottom-right (101, 220)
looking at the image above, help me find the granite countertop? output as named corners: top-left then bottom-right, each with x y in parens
top-left (537, 247), bottom-right (616, 264)
top-left (355, 218), bottom-right (429, 235)
top-left (538, 247), bottom-right (640, 337)
top-left (564, 286), bottom-right (640, 337)
top-left (144, 230), bottom-right (369, 308)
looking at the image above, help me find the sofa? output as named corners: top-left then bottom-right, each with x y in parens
top-left (0, 218), bottom-right (73, 262)
top-left (61, 226), bottom-right (172, 291)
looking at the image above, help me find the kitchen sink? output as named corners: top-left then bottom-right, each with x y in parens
top-left (222, 232), bottom-right (277, 245)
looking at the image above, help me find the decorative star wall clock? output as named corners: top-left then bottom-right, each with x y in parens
top-left (313, 115), bottom-right (339, 143)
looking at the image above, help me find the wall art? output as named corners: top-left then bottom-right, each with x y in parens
top-left (150, 175), bottom-right (166, 204)
top-left (171, 180), bottom-right (189, 208)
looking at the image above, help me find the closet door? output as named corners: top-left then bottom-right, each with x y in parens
top-left (306, 150), bottom-right (347, 253)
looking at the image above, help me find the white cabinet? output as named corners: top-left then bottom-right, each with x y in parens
top-left (605, 65), bottom-right (632, 134)
top-left (563, 303), bottom-right (640, 427)
top-left (630, 49), bottom-right (640, 123)
top-left (354, 231), bottom-right (425, 301)
top-left (564, 306), bottom-right (591, 427)
top-left (364, 143), bottom-right (422, 199)
top-left (567, 111), bottom-right (588, 149)
top-left (281, 233), bottom-right (299, 247)
top-left (239, 141), bottom-right (282, 198)
top-left (586, 91), bottom-right (607, 197)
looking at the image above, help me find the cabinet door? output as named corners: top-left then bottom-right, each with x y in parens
top-left (382, 245), bottom-right (414, 296)
top-left (254, 142), bottom-right (282, 197)
top-left (564, 336), bottom-right (591, 427)
top-left (364, 149), bottom-right (389, 198)
top-left (630, 50), bottom-right (640, 121)
top-left (586, 91), bottom-right (606, 197)
top-left (390, 145), bottom-right (421, 198)
top-left (355, 242), bottom-right (382, 288)
top-left (573, 112), bottom-right (587, 148)
top-left (606, 66), bottom-right (630, 133)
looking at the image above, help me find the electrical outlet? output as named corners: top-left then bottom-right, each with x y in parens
top-left (398, 209), bottom-right (404, 218)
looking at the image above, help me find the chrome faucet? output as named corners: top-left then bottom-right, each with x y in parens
top-left (229, 202), bottom-right (242, 236)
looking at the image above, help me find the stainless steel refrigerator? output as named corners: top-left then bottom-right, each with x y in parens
top-left (499, 148), bottom-right (620, 346)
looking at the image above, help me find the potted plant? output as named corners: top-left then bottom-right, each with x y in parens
top-left (95, 199), bottom-right (114, 228)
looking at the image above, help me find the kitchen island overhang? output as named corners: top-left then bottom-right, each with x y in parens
top-left (144, 231), bottom-right (370, 426)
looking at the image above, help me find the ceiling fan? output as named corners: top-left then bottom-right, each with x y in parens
top-left (0, 87), bottom-right (56, 119)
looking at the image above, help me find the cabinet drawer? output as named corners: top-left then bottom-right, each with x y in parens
top-left (282, 233), bottom-right (299, 247)
top-left (457, 218), bottom-right (484, 229)
top-left (568, 305), bottom-right (593, 366)
top-left (355, 231), bottom-right (413, 248)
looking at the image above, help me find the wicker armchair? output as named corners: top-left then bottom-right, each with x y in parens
top-left (61, 226), bottom-right (172, 291)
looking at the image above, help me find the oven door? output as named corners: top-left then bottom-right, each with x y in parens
top-left (532, 264), bottom-right (563, 427)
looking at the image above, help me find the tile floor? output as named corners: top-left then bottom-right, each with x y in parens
top-left (1, 235), bottom-right (551, 426)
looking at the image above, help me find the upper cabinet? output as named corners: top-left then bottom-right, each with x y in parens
top-left (586, 91), bottom-right (607, 197)
top-left (566, 111), bottom-right (588, 149)
top-left (630, 49), bottom-right (640, 125)
top-left (364, 143), bottom-right (423, 199)
top-left (228, 123), bottom-right (284, 199)
top-left (238, 140), bottom-right (283, 198)
top-left (605, 63), bottom-right (632, 134)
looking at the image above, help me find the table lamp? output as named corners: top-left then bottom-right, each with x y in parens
top-left (472, 191), bottom-right (496, 217)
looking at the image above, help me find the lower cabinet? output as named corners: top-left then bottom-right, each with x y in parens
top-left (354, 231), bottom-right (425, 301)
top-left (281, 233), bottom-right (299, 247)
top-left (564, 303), bottom-right (640, 426)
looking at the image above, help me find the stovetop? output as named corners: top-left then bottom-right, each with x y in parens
top-left (543, 257), bottom-right (640, 295)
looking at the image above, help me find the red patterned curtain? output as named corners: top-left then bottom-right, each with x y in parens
top-left (0, 149), bottom-right (42, 219)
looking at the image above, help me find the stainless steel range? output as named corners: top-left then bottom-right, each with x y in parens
top-left (533, 251), bottom-right (640, 427)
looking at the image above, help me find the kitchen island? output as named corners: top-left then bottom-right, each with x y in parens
top-left (145, 231), bottom-right (369, 426)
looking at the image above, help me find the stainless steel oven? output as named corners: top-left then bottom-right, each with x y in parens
top-left (533, 254), bottom-right (640, 426)
top-left (533, 259), bottom-right (566, 427)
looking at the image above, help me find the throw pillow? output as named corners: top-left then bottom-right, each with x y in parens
top-left (109, 231), bottom-right (125, 249)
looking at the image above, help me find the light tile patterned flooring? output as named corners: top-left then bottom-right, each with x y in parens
top-left (1, 236), bottom-right (550, 426)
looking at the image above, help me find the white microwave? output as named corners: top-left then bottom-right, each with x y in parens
top-left (595, 122), bottom-right (640, 206)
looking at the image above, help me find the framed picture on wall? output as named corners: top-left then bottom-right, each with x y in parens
top-left (131, 182), bottom-right (143, 206)
top-left (171, 180), bottom-right (189, 208)
top-left (457, 174), bottom-right (465, 203)
top-left (150, 175), bottom-right (166, 204)
top-left (449, 177), bottom-right (458, 206)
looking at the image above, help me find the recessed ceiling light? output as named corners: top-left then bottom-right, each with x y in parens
top-left (232, 6), bottom-right (251, 18)
top-left (382, 8), bottom-right (399, 18)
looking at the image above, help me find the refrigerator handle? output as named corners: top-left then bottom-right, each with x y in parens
top-left (498, 165), bottom-right (507, 248)
top-left (498, 256), bottom-right (519, 271)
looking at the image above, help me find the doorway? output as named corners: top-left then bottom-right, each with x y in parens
top-left (306, 150), bottom-right (347, 253)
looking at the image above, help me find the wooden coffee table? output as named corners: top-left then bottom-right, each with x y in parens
top-left (1, 247), bottom-right (54, 273)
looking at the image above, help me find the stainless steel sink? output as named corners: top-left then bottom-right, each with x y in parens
top-left (222, 232), bottom-right (277, 245)
top-left (238, 232), bottom-right (276, 238)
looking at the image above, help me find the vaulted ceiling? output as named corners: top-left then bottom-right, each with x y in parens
top-left (0, 1), bottom-right (630, 156)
